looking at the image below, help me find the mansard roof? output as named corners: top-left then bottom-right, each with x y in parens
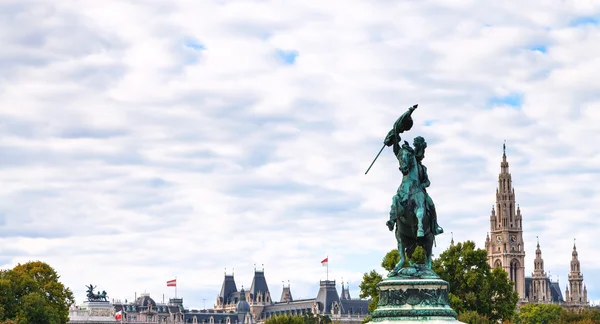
top-left (315, 280), bottom-right (341, 314)
top-left (340, 299), bottom-right (369, 314)
top-left (524, 277), bottom-right (564, 303)
top-left (219, 274), bottom-right (238, 303)
top-left (250, 269), bottom-right (270, 299)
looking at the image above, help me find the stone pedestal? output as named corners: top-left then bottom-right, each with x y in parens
top-left (70, 301), bottom-right (117, 322)
top-left (371, 266), bottom-right (464, 323)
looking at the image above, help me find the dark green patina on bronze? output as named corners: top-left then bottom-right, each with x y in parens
top-left (366, 105), bottom-right (459, 321)
top-left (372, 311), bottom-right (457, 322)
top-left (378, 287), bottom-right (450, 307)
top-left (384, 264), bottom-right (440, 280)
top-left (370, 274), bottom-right (457, 320)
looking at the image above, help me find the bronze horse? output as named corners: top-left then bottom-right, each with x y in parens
top-left (386, 141), bottom-right (435, 276)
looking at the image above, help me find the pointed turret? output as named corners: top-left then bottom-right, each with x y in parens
top-left (567, 239), bottom-right (587, 305)
top-left (490, 206), bottom-right (497, 229)
top-left (280, 281), bottom-right (293, 303)
top-left (486, 142), bottom-right (525, 300)
top-left (531, 237), bottom-right (549, 302)
top-left (316, 280), bottom-right (342, 314)
top-left (250, 268), bottom-right (271, 305)
top-left (218, 271), bottom-right (238, 306)
top-left (340, 281), bottom-right (351, 300)
top-left (533, 237), bottom-right (545, 275)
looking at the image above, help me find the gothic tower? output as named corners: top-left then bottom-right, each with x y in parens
top-left (485, 143), bottom-right (525, 300)
top-left (529, 238), bottom-right (551, 303)
top-left (565, 240), bottom-right (588, 306)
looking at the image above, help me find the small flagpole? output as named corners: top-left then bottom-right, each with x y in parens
top-left (327, 256), bottom-right (329, 281)
top-left (175, 276), bottom-right (177, 298)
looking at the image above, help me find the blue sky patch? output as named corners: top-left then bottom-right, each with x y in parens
top-left (569, 16), bottom-right (599, 27)
top-left (184, 39), bottom-right (205, 51)
top-left (531, 45), bottom-right (547, 53)
top-left (488, 93), bottom-right (523, 109)
top-left (276, 49), bottom-right (299, 65)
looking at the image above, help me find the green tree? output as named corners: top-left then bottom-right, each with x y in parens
top-left (432, 241), bottom-right (518, 322)
top-left (359, 270), bottom-right (382, 313)
top-left (265, 314), bottom-right (305, 324)
top-left (380, 247), bottom-right (425, 271)
top-left (457, 310), bottom-right (491, 324)
top-left (559, 308), bottom-right (600, 323)
top-left (517, 303), bottom-right (562, 324)
top-left (265, 313), bottom-right (333, 324)
top-left (301, 313), bottom-right (332, 324)
top-left (0, 261), bottom-right (74, 324)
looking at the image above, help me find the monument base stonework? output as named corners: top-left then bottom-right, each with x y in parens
top-left (371, 266), bottom-right (464, 323)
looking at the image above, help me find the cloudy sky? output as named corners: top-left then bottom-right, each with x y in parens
top-left (1, 0), bottom-right (600, 309)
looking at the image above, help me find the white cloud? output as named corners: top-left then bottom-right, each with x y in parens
top-left (0, 0), bottom-right (599, 308)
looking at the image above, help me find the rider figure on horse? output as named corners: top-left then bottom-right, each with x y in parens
top-left (384, 132), bottom-right (443, 236)
top-left (413, 136), bottom-right (443, 235)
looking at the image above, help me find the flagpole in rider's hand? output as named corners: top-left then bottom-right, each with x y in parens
top-left (364, 104), bottom-right (418, 175)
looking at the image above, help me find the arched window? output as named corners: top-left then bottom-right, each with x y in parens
top-left (510, 259), bottom-right (520, 291)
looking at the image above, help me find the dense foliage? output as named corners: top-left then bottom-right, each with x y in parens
top-left (514, 304), bottom-right (600, 324)
top-left (456, 310), bottom-right (491, 324)
top-left (432, 241), bottom-right (518, 322)
top-left (264, 313), bottom-right (332, 324)
top-left (0, 261), bottom-right (74, 324)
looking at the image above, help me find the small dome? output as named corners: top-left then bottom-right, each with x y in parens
top-left (136, 295), bottom-right (156, 307)
top-left (236, 288), bottom-right (250, 313)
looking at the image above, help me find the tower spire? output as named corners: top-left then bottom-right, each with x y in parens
top-left (486, 141), bottom-right (524, 300)
top-left (567, 237), bottom-right (587, 305)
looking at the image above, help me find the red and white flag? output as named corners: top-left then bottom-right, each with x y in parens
top-left (115, 310), bottom-right (123, 320)
top-left (321, 257), bottom-right (328, 267)
top-left (167, 279), bottom-right (177, 287)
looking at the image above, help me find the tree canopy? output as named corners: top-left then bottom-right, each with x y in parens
top-left (264, 313), bottom-right (332, 324)
top-left (514, 304), bottom-right (600, 324)
top-left (432, 240), bottom-right (518, 322)
top-left (0, 261), bottom-right (74, 324)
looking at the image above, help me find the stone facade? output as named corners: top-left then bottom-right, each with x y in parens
top-left (70, 270), bottom-right (369, 324)
top-left (214, 269), bottom-right (369, 324)
top-left (484, 146), bottom-right (526, 300)
top-left (564, 243), bottom-right (588, 309)
top-left (484, 145), bottom-right (589, 309)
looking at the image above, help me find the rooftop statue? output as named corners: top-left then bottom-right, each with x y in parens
top-left (86, 284), bottom-right (108, 302)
